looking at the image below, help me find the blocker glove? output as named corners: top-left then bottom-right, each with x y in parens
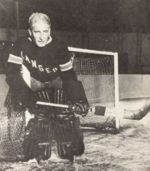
top-left (71, 100), bottom-right (89, 116)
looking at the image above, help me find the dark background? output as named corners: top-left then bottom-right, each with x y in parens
top-left (0, 0), bottom-right (150, 32)
top-left (0, 0), bottom-right (150, 74)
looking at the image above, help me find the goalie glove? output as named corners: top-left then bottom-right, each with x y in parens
top-left (71, 100), bottom-right (89, 116)
top-left (30, 77), bottom-right (49, 92)
top-left (31, 77), bottom-right (62, 92)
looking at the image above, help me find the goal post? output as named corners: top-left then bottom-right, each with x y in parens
top-left (68, 47), bottom-right (120, 128)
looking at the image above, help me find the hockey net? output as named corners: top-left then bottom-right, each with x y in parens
top-left (0, 108), bottom-right (25, 161)
top-left (68, 47), bottom-right (119, 109)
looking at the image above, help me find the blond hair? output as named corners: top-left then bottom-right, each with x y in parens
top-left (28, 12), bottom-right (51, 28)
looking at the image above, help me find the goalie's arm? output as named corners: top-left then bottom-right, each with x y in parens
top-left (60, 68), bottom-right (89, 116)
top-left (6, 40), bottom-right (37, 108)
top-left (6, 62), bottom-right (36, 108)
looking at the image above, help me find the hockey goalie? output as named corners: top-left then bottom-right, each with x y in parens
top-left (5, 12), bottom-right (89, 163)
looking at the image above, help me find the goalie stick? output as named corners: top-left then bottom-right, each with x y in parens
top-left (36, 101), bottom-right (120, 129)
top-left (36, 101), bottom-right (69, 109)
top-left (36, 101), bottom-right (89, 116)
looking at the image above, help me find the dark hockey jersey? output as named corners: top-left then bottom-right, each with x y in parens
top-left (6, 36), bottom-right (77, 109)
top-left (7, 37), bottom-right (76, 81)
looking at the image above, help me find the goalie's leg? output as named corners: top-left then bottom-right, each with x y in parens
top-left (23, 118), bottom-right (39, 161)
top-left (71, 117), bottom-right (85, 156)
top-left (23, 114), bottom-right (52, 162)
top-left (54, 116), bottom-right (85, 162)
top-left (35, 115), bottom-right (52, 162)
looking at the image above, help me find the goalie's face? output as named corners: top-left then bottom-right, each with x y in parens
top-left (29, 21), bottom-right (51, 47)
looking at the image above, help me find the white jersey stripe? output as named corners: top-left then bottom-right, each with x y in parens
top-left (21, 64), bottom-right (31, 88)
top-left (59, 60), bottom-right (73, 71)
top-left (8, 54), bottom-right (23, 65)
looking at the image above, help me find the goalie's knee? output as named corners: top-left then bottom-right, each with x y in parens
top-left (23, 117), bottom-right (52, 162)
top-left (57, 142), bottom-right (74, 162)
top-left (36, 143), bottom-right (51, 162)
top-left (57, 139), bottom-right (84, 162)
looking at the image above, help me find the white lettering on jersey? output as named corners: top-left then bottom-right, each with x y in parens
top-left (31, 59), bottom-right (37, 68)
top-left (38, 65), bottom-right (44, 72)
top-left (45, 67), bottom-right (51, 73)
top-left (25, 55), bottom-right (31, 64)
top-left (18, 52), bottom-right (59, 74)
top-left (52, 67), bottom-right (58, 73)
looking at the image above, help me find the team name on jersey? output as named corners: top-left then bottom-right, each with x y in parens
top-left (8, 52), bottom-right (58, 74)
top-left (22, 53), bottom-right (58, 74)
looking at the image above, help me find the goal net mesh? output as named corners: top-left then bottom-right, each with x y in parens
top-left (70, 49), bottom-right (118, 108)
top-left (0, 109), bottom-right (25, 161)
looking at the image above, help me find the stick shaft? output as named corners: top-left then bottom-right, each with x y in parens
top-left (36, 101), bottom-right (69, 108)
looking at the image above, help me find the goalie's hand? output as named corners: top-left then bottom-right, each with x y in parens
top-left (56, 109), bottom-right (75, 120)
top-left (30, 76), bottom-right (45, 91)
top-left (30, 77), bottom-right (62, 92)
top-left (30, 77), bottom-right (53, 92)
top-left (71, 100), bottom-right (89, 116)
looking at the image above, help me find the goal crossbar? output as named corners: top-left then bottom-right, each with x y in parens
top-left (68, 46), bottom-right (119, 109)
top-left (68, 46), bottom-right (117, 56)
